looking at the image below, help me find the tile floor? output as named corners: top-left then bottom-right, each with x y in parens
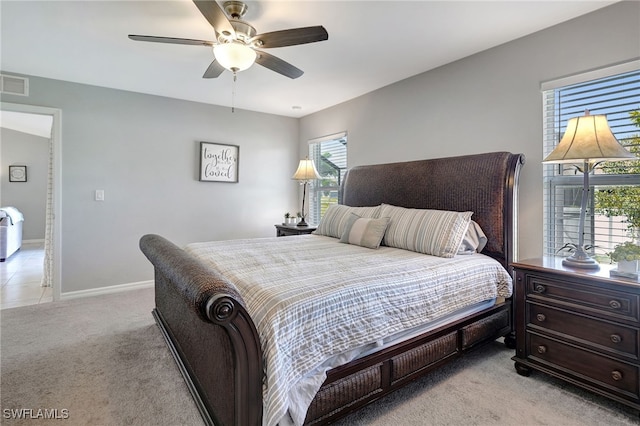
top-left (1, 242), bottom-right (51, 309)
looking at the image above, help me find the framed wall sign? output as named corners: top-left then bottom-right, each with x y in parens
top-left (199, 142), bottom-right (239, 183)
top-left (9, 165), bottom-right (27, 182)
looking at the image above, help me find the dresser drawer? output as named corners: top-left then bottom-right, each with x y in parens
top-left (528, 333), bottom-right (639, 401)
top-left (526, 276), bottom-right (638, 323)
top-left (528, 303), bottom-right (639, 359)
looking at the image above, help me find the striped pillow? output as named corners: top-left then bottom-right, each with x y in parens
top-left (339, 213), bottom-right (390, 249)
top-left (313, 204), bottom-right (381, 238)
top-left (380, 204), bottom-right (473, 258)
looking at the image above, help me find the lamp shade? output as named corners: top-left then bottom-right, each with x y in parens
top-left (292, 158), bottom-right (321, 181)
top-left (213, 42), bottom-right (257, 72)
top-left (543, 111), bottom-right (634, 164)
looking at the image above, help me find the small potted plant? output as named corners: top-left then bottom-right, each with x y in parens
top-left (608, 241), bottom-right (640, 273)
top-left (284, 212), bottom-right (291, 225)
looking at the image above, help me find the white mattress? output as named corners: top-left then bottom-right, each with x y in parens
top-left (186, 234), bottom-right (512, 426)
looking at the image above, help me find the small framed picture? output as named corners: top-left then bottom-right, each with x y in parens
top-left (9, 165), bottom-right (27, 182)
top-left (199, 142), bottom-right (239, 183)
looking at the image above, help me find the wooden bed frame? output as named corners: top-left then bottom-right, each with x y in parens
top-left (140, 151), bottom-right (524, 425)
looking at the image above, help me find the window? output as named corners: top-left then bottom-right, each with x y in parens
top-left (543, 63), bottom-right (640, 261)
top-left (307, 132), bottom-right (347, 225)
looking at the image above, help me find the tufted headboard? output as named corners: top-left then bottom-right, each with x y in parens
top-left (339, 151), bottom-right (525, 269)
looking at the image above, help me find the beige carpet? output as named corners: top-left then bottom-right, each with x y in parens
top-left (1, 287), bottom-right (637, 425)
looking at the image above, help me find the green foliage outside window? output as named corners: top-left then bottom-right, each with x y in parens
top-left (317, 151), bottom-right (341, 216)
top-left (594, 110), bottom-right (640, 239)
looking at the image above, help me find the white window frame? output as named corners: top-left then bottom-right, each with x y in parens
top-left (542, 60), bottom-right (640, 260)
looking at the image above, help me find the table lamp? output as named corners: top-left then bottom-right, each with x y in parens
top-left (292, 158), bottom-right (321, 227)
top-left (543, 110), bottom-right (635, 269)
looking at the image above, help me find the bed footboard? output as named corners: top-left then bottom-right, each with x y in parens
top-left (139, 234), bottom-right (263, 426)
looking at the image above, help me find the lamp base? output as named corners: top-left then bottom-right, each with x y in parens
top-left (297, 219), bottom-right (309, 227)
top-left (562, 253), bottom-right (600, 269)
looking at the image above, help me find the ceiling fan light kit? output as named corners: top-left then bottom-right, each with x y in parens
top-left (129, 0), bottom-right (328, 79)
top-left (214, 42), bottom-right (256, 72)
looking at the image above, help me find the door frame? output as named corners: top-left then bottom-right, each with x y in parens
top-left (1, 102), bottom-right (62, 301)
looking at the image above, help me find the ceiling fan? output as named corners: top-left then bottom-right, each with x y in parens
top-left (129, 0), bottom-right (328, 79)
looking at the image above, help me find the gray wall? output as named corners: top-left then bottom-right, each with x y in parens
top-left (300, 1), bottom-right (640, 261)
top-left (1, 2), bottom-right (638, 293)
top-left (1, 78), bottom-right (299, 293)
top-left (0, 128), bottom-right (49, 240)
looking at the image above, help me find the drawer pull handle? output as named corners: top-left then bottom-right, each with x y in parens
top-left (536, 314), bottom-right (546, 322)
top-left (610, 334), bottom-right (622, 344)
top-left (611, 370), bottom-right (623, 381)
top-left (537, 345), bottom-right (547, 354)
top-left (609, 300), bottom-right (622, 310)
top-left (534, 284), bottom-right (546, 293)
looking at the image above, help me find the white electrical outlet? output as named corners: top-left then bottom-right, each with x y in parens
top-left (95, 190), bottom-right (104, 201)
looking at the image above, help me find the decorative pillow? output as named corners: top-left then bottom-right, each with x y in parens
top-left (313, 204), bottom-right (381, 238)
top-left (380, 204), bottom-right (473, 258)
top-left (457, 220), bottom-right (488, 255)
top-left (339, 213), bottom-right (390, 249)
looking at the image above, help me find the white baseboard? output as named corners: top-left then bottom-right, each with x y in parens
top-left (60, 280), bottom-right (153, 300)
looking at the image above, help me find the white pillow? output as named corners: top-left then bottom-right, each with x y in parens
top-left (339, 213), bottom-right (390, 249)
top-left (380, 204), bottom-right (473, 258)
top-left (457, 220), bottom-right (488, 255)
top-left (313, 204), bottom-right (381, 238)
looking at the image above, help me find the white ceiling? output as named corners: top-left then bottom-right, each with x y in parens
top-left (1, 0), bottom-right (617, 118)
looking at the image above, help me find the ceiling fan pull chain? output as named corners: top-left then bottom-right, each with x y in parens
top-left (231, 71), bottom-right (237, 113)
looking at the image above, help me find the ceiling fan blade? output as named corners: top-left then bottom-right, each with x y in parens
top-left (203, 60), bottom-right (225, 78)
top-left (193, 0), bottom-right (235, 38)
top-left (255, 50), bottom-right (303, 79)
top-left (251, 26), bottom-right (328, 48)
top-left (128, 35), bottom-right (213, 47)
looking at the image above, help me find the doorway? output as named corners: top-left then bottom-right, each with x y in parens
top-left (0, 102), bottom-right (61, 304)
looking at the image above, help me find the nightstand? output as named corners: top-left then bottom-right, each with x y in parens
top-left (275, 224), bottom-right (317, 237)
top-left (512, 257), bottom-right (640, 411)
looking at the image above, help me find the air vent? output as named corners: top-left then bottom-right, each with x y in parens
top-left (1, 74), bottom-right (29, 96)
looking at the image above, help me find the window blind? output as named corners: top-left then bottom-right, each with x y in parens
top-left (307, 132), bottom-right (347, 225)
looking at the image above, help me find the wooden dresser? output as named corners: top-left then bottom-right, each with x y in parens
top-left (512, 257), bottom-right (640, 411)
